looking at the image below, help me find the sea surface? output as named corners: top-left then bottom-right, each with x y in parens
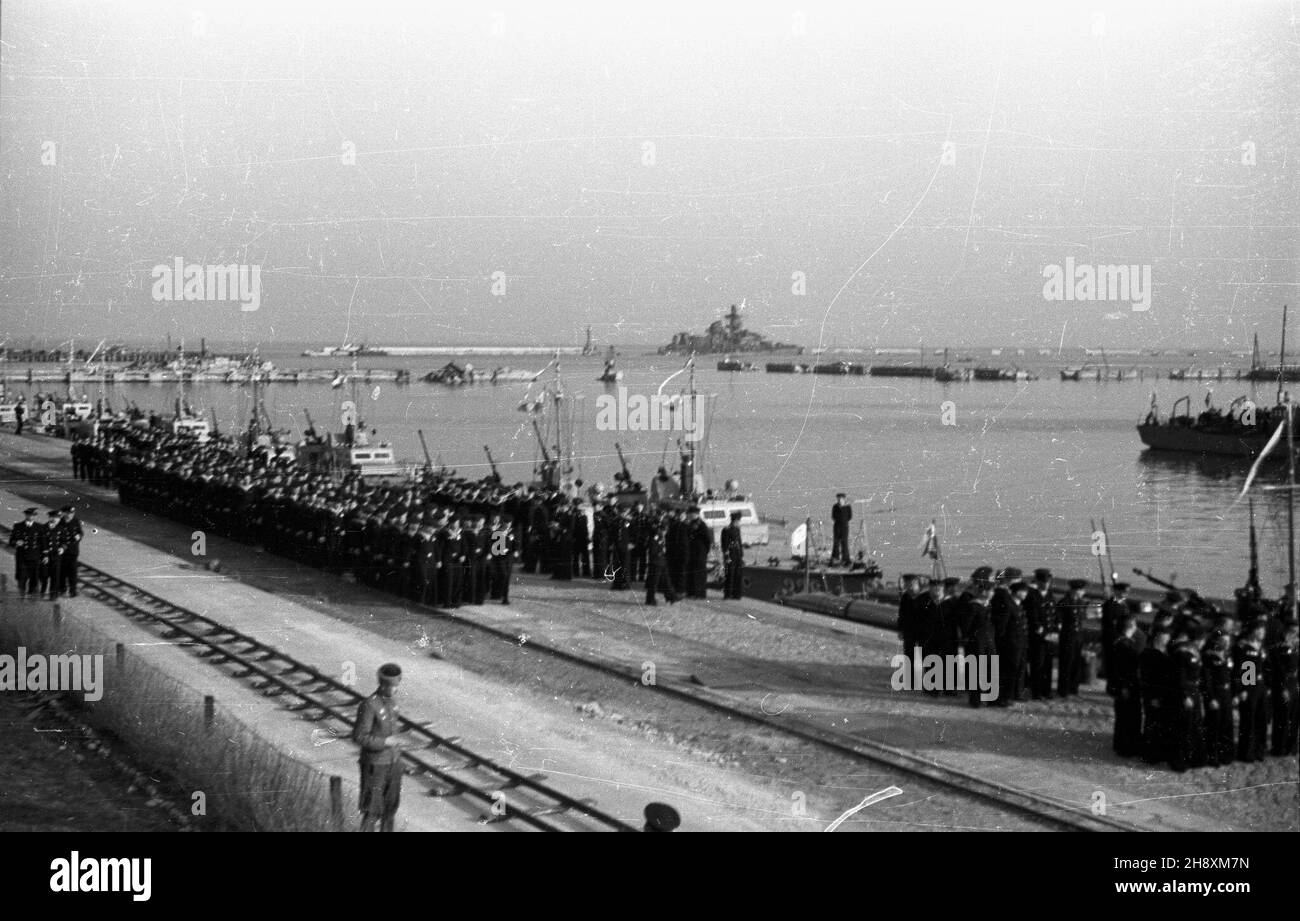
top-left (12, 346), bottom-right (1296, 599)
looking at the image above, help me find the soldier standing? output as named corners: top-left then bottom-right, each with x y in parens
top-left (667, 511), bottom-right (688, 596)
top-left (995, 580), bottom-right (1029, 706)
top-left (1023, 568), bottom-right (1056, 699)
top-left (1234, 620), bottom-right (1270, 763)
top-left (644, 525), bottom-right (678, 607)
top-left (13, 398), bottom-right (25, 436)
top-left (912, 580), bottom-right (944, 696)
top-left (1056, 579), bottom-right (1088, 697)
top-left (1139, 628), bottom-right (1173, 764)
top-left (1199, 631), bottom-right (1235, 767)
top-left (897, 574), bottom-right (922, 663)
top-left (40, 510), bottom-right (64, 599)
top-left (684, 506), bottom-right (713, 599)
top-left (487, 513), bottom-right (516, 605)
top-left (1101, 582), bottom-right (1131, 685)
top-left (720, 511), bottom-right (744, 599)
top-left (1268, 620), bottom-right (1298, 757)
top-left (961, 579), bottom-right (996, 708)
top-left (1110, 614), bottom-right (1144, 757)
top-left (1167, 624), bottom-right (1207, 772)
top-left (353, 663), bottom-right (408, 833)
top-left (8, 507), bottom-right (43, 597)
top-left (830, 494), bottom-right (851, 565)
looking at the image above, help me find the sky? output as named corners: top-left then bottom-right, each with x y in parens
top-left (1, 0), bottom-right (1297, 350)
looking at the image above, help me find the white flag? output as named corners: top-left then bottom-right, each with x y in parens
top-left (919, 523), bottom-right (937, 558)
top-left (1237, 418), bottom-right (1287, 502)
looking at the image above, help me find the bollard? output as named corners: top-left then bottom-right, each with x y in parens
top-left (330, 776), bottom-right (344, 830)
top-left (203, 694), bottom-right (215, 730)
top-left (116, 642), bottom-right (125, 670)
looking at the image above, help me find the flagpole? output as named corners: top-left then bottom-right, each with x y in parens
top-left (1288, 398), bottom-right (1297, 621)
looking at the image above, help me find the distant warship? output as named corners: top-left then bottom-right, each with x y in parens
top-left (658, 302), bottom-right (803, 356)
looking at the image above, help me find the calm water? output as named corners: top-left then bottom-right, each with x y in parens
top-left (23, 349), bottom-right (1296, 597)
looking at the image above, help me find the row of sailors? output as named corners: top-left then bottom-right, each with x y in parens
top-left (896, 567), bottom-right (1299, 763)
top-left (6, 505), bottom-right (84, 598)
top-left (80, 423), bottom-right (724, 607)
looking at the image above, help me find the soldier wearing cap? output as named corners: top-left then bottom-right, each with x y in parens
top-left (1023, 568), bottom-right (1056, 699)
top-left (643, 802), bottom-right (680, 832)
top-left (1140, 626), bottom-right (1174, 764)
top-left (913, 578), bottom-right (944, 695)
top-left (1057, 578), bottom-right (1089, 697)
top-left (1167, 622), bottom-right (1207, 771)
top-left (354, 663), bottom-right (409, 832)
top-left (720, 510), bottom-right (745, 599)
top-left (1110, 614), bottom-right (1144, 757)
top-left (1102, 581), bottom-right (1131, 689)
top-left (962, 578), bottom-right (997, 708)
top-left (1269, 619), bottom-right (1299, 756)
top-left (994, 578), bottom-right (1029, 705)
top-left (684, 506), bottom-right (712, 599)
top-left (40, 510), bottom-right (65, 599)
top-left (8, 507), bottom-right (43, 597)
top-left (1200, 629), bottom-right (1235, 767)
top-left (934, 577), bottom-right (963, 677)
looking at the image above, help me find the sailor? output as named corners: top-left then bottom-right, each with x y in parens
top-left (8, 507), bottom-right (43, 597)
top-left (1268, 619), bottom-right (1298, 757)
top-left (1167, 623), bottom-right (1207, 772)
top-left (573, 502), bottom-right (592, 579)
top-left (1199, 630), bottom-right (1235, 767)
top-left (830, 494), bottom-right (852, 565)
top-left (465, 514), bottom-right (489, 605)
top-left (957, 566), bottom-right (992, 649)
top-left (13, 397), bottom-right (24, 436)
top-left (912, 578), bottom-right (944, 696)
top-left (897, 574), bottom-right (923, 663)
top-left (629, 502), bottom-right (650, 583)
top-left (1101, 582), bottom-right (1131, 686)
top-left (995, 579), bottom-right (1029, 706)
top-left (666, 511), bottom-right (688, 596)
top-left (684, 506), bottom-right (713, 599)
top-left (644, 524), bottom-right (678, 607)
top-left (1022, 568), bottom-right (1056, 699)
top-left (1139, 627), bottom-right (1173, 764)
top-left (487, 513), bottom-right (516, 605)
top-left (934, 577), bottom-right (963, 676)
top-left (40, 510), bottom-right (65, 599)
top-left (961, 578), bottom-right (997, 708)
top-left (1233, 620), bottom-right (1270, 763)
top-left (353, 663), bottom-right (408, 833)
top-left (1056, 579), bottom-right (1088, 698)
top-left (720, 511), bottom-right (745, 599)
top-left (1110, 614), bottom-right (1144, 757)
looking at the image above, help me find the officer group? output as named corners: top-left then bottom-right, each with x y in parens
top-left (6, 504), bottom-right (84, 598)
top-left (896, 567), bottom-right (1299, 769)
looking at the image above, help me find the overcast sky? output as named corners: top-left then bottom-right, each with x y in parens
top-left (1, 0), bottom-right (1296, 350)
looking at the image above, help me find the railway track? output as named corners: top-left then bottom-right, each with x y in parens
top-left (0, 528), bottom-right (637, 832)
top-left (0, 482), bottom-right (1142, 831)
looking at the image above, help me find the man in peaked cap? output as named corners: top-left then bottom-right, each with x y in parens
top-left (1101, 581), bottom-right (1132, 691)
top-left (830, 493), bottom-right (852, 566)
top-left (720, 510), bottom-right (745, 599)
top-left (8, 507), bottom-right (46, 597)
top-left (1057, 578), bottom-right (1089, 697)
top-left (1023, 567), bottom-right (1057, 699)
top-left (40, 510), bottom-right (65, 599)
top-left (898, 573), bottom-right (923, 664)
top-left (354, 663), bottom-right (409, 832)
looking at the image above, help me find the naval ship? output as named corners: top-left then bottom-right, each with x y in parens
top-left (658, 301), bottom-right (803, 356)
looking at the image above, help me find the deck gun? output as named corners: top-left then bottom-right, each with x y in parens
top-left (483, 445), bottom-right (501, 483)
top-left (1132, 567), bottom-right (1218, 617)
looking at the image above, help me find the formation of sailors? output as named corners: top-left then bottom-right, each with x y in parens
top-left (896, 566), bottom-right (1300, 765)
top-left (73, 424), bottom-right (736, 608)
top-left (6, 504), bottom-right (84, 598)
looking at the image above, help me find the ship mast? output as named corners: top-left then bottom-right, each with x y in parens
top-left (1277, 304), bottom-right (1287, 406)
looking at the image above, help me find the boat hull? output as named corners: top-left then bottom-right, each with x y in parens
top-left (1136, 423), bottom-right (1276, 457)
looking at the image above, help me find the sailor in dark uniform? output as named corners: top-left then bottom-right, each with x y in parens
top-left (684, 506), bottom-right (712, 599)
top-left (994, 579), bottom-right (1029, 706)
top-left (8, 507), bottom-right (43, 597)
top-left (961, 579), bottom-right (996, 708)
top-left (1023, 568), bottom-right (1056, 699)
top-left (934, 576), bottom-right (963, 676)
top-left (912, 578), bottom-right (944, 695)
top-left (1101, 582), bottom-right (1131, 686)
top-left (1199, 631), bottom-right (1235, 767)
top-left (1056, 579), bottom-right (1088, 697)
top-left (487, 513), bottom-right (516, 604)
top-left (40, 510), bottom-right (64, 599)
top-left (644, 525), bottom-right (677, 607)
top-left (1167, 623), bottom-right (1207, 772)
top-left (1234, 620), bottom-right (1270, 763)
top-left (1110, 614), bottom-right (1144, 757)
top-left (1139, 627), bottom-right (1173, 764)
top-left (897, 574), bottom-right (923, 663)
top-left (353, 663), bottom-right (408, 832)
top-left (720, 511), bottom-right (745, 599)
top-left (1270, 620), bottom-right (1299, 756)
top-left (666, 511), bottom-right (688, 596)
top-left (830, 493), bottom-right (852, 565)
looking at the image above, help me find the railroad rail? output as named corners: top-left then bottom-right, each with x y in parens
top-left (0, 528), bottom-right (637, 832)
